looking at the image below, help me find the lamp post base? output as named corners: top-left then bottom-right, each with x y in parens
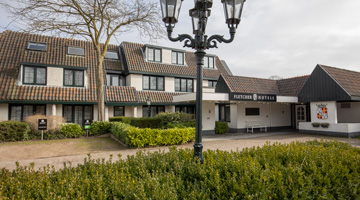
top-left (193, 143), bottom-right (204, 164)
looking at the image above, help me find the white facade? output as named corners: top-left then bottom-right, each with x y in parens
top-left (0, 104), bottom-right (8, 122)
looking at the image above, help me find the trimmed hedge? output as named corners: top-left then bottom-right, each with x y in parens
top-left (109, 117), bottom-right (163, 129)
top-left (1, 140), bottom-right (360, 199)
top-left (110, 122), bottom-right (195, 147)
top-left (109, 116), bottom-right (132, 124)
top-left (0, 121), bottom-right (31, 142)
top-left (215, 121), bottom-right (229, 134)
top-left (60, 123), bottom-right (86, 138)
top-left (89, 121), bottom-right (111, 136)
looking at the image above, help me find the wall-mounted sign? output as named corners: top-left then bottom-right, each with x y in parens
top-left (38, 119), bottom-right (47, 130)
top-left (316, 104), bottom-right (328, 119)
top-left (84, 119), bottom-right (92, 130)
top-left (230, 93), bottom-right (276, 102)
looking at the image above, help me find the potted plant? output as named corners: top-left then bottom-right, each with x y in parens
top-left (321, 123), bottom-right (330, 128)
top-left (311, 122), bottom-right (320, 127)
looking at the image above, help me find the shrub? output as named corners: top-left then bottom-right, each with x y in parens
top-left (89, 121), bottom-right (111, 136)
top-left (110, 122), bottom-right (195, 147)
top-left (60, 124), bottom-right (85, 138)
top-left (24, 114), bottom-right (66, 132)
top-left (129, 117), bottom-right (163, 129)
top-left (109, 116), bottom-right (132, 124)
top-left (215, 121), bottom-right (229, 134)
top-left (0, 141), bottom-right (360, 199)
top-left (0, 121), bottom-right (31, 142)
top-left (155, 111), bottom-right (194, 124)
top-left (167, 121), bottom-right (196, 128)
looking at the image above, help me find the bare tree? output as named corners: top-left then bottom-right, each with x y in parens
top-left (2, 0), bottom-right (163, 121)
top-left (268, 75), bottom-right (283, 80)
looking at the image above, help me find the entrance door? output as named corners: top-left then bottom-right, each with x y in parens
top-left (295, 105), bottom-right (307, 129)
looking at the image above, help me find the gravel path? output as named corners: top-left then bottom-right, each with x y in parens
top-left (1, 132), bottom-right (359, 171)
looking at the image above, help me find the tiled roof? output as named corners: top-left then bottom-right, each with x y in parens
top-left (137, 91), bottom-right (183, 103)
top-left (277, 75), bottom-right (309, 96)
top-left (121, 42), bottom-right (230, 79)
top-left (221, 74), bottom-right (280, 94)
top-left (106, 86), bottom-right (137, 102)
top-left (320, 65), bottom-right (360, 97)
top-left (0, 31), bottom-right (121, 102)
top-left (221, 74), bottom-right (309, 96)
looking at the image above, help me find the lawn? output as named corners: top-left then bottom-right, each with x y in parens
top-left (0, 136), bottom-right (126, 162)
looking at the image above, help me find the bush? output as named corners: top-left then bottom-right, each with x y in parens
top-left (129, 117), bottom-right (163, 129)
top-left (109, 116), bottom-right (132, 124)
top-left (0, 121), bottom-right (31, 142)
top-left (155, 111), bottom-right (194, 124)
top-left (215, 121), bottom-right (229, 134)
top-left (60, 124), bottom-right (85, 138)
top-left (110, 122), bottom-right (195, 147)
top-left (24, 114), bottom-right (66, 131)
top-left (1, 141), bottom-right (360, 199)
top-left (89, 121), bottom-right (111, 136)
top-left (167, 121), bottom-right (196, 128)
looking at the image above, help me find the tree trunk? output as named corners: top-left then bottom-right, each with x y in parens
top-left (96, 55), bottom-right (105, 122)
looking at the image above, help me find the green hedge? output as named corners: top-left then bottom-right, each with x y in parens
top-left (60, 124), bottom-right (86, 138)
top-left (109, 117), bottom-right (163, 129)
top-left (0, 121), bottom-right (31, 142)
top-left (215, 121), bottom-right (229, 134)
top-left (110, 122), bottom-right (195, 147)
top-left (89, 121), bottom-right (111, 136)
top-left (1, 140), bottom-right (360, 199)
top-left (108, 116), bottom-right (132, 124)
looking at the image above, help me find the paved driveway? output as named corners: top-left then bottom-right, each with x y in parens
top-left (1, 132), bottom-right (359, 171)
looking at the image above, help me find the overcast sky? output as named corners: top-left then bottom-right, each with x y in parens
top-left (1, 0), bottom-right (360, 79)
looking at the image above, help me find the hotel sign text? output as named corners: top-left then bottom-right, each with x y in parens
top-left (230, 93), bottom-right (277, 102)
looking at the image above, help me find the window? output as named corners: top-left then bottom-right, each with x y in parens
top-left (143, 106), bottom-right (165, 117)
top-left (204, 56), bottom-right (215, 69)
top-left (23, 66), bottom-right (47, 85)
top-left (147, 48), bottom-right (161, 62)
top-left (208, 80), bottom-right (217, 87)
top-left (105, 51), bottom-right (119, 60)
top-left (68, 46), bottom-right (85, 56)
top-left (106, 74), bottom-right (125, 86)
top-left (64, 69), bottom-right (84, 87)
top-left (175, 78), bottom-right (193, 92)
top-left (27, 42), bottom-right (47, 51)
top-left (175, 106), bottom-right (195, 115)
top-left (114, 106), bottom-right (125, 117)
top-left (9, 104), bottom-right (46, 121)
top-left (246, 108), bottom-right (260, 116)
top-left (172, 51), bottom-right (184, 65)
top-left (63, 105), bottom-right (93, 126)
top-left (143, 75), bottom-right (164, 91)
top-left (219, 104), bottom-right (231, 122)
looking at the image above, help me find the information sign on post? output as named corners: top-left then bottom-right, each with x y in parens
top-left (84, 119), bottom-right (92, 137)
top-left (38, 119), bottom-right (47, 140)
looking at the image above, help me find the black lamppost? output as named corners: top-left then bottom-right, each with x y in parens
top-left (160, 0), bottom-right (246, 163)
top-left (146, 95), bottom-right (151, 117)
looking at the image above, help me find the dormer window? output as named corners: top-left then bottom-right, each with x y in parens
top-left (23, 66), bottom-right (47, 85)
top-left (105, 51), bottom-right (119, 60)
top-left (64, 69), bottom-right (84, 87)
top-left (172, 51), bottom-right (184, 65)
top-left (204, 56), bottom-right (215, 69)
top-left (27, 42), bottom-right (47, 51)
top-left (147, 47), bottom-right (161, 62)
top-left (68, 46), bottom-right (85, 56)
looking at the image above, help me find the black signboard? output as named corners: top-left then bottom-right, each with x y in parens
top-left (84, 119), bottom-right (92, 130)
top-left (38, 119), bottom-right (47, 130)
top-left (230, 93), bottom-right (277, 102)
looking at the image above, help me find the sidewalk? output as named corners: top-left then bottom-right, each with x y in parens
top-left (1, 132), bottom-right (359, 171)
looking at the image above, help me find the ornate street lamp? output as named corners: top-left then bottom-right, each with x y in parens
top-left (146, 95), bottom-right (151, 117)
top-left (160, 0), bottom-right (246, 163)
